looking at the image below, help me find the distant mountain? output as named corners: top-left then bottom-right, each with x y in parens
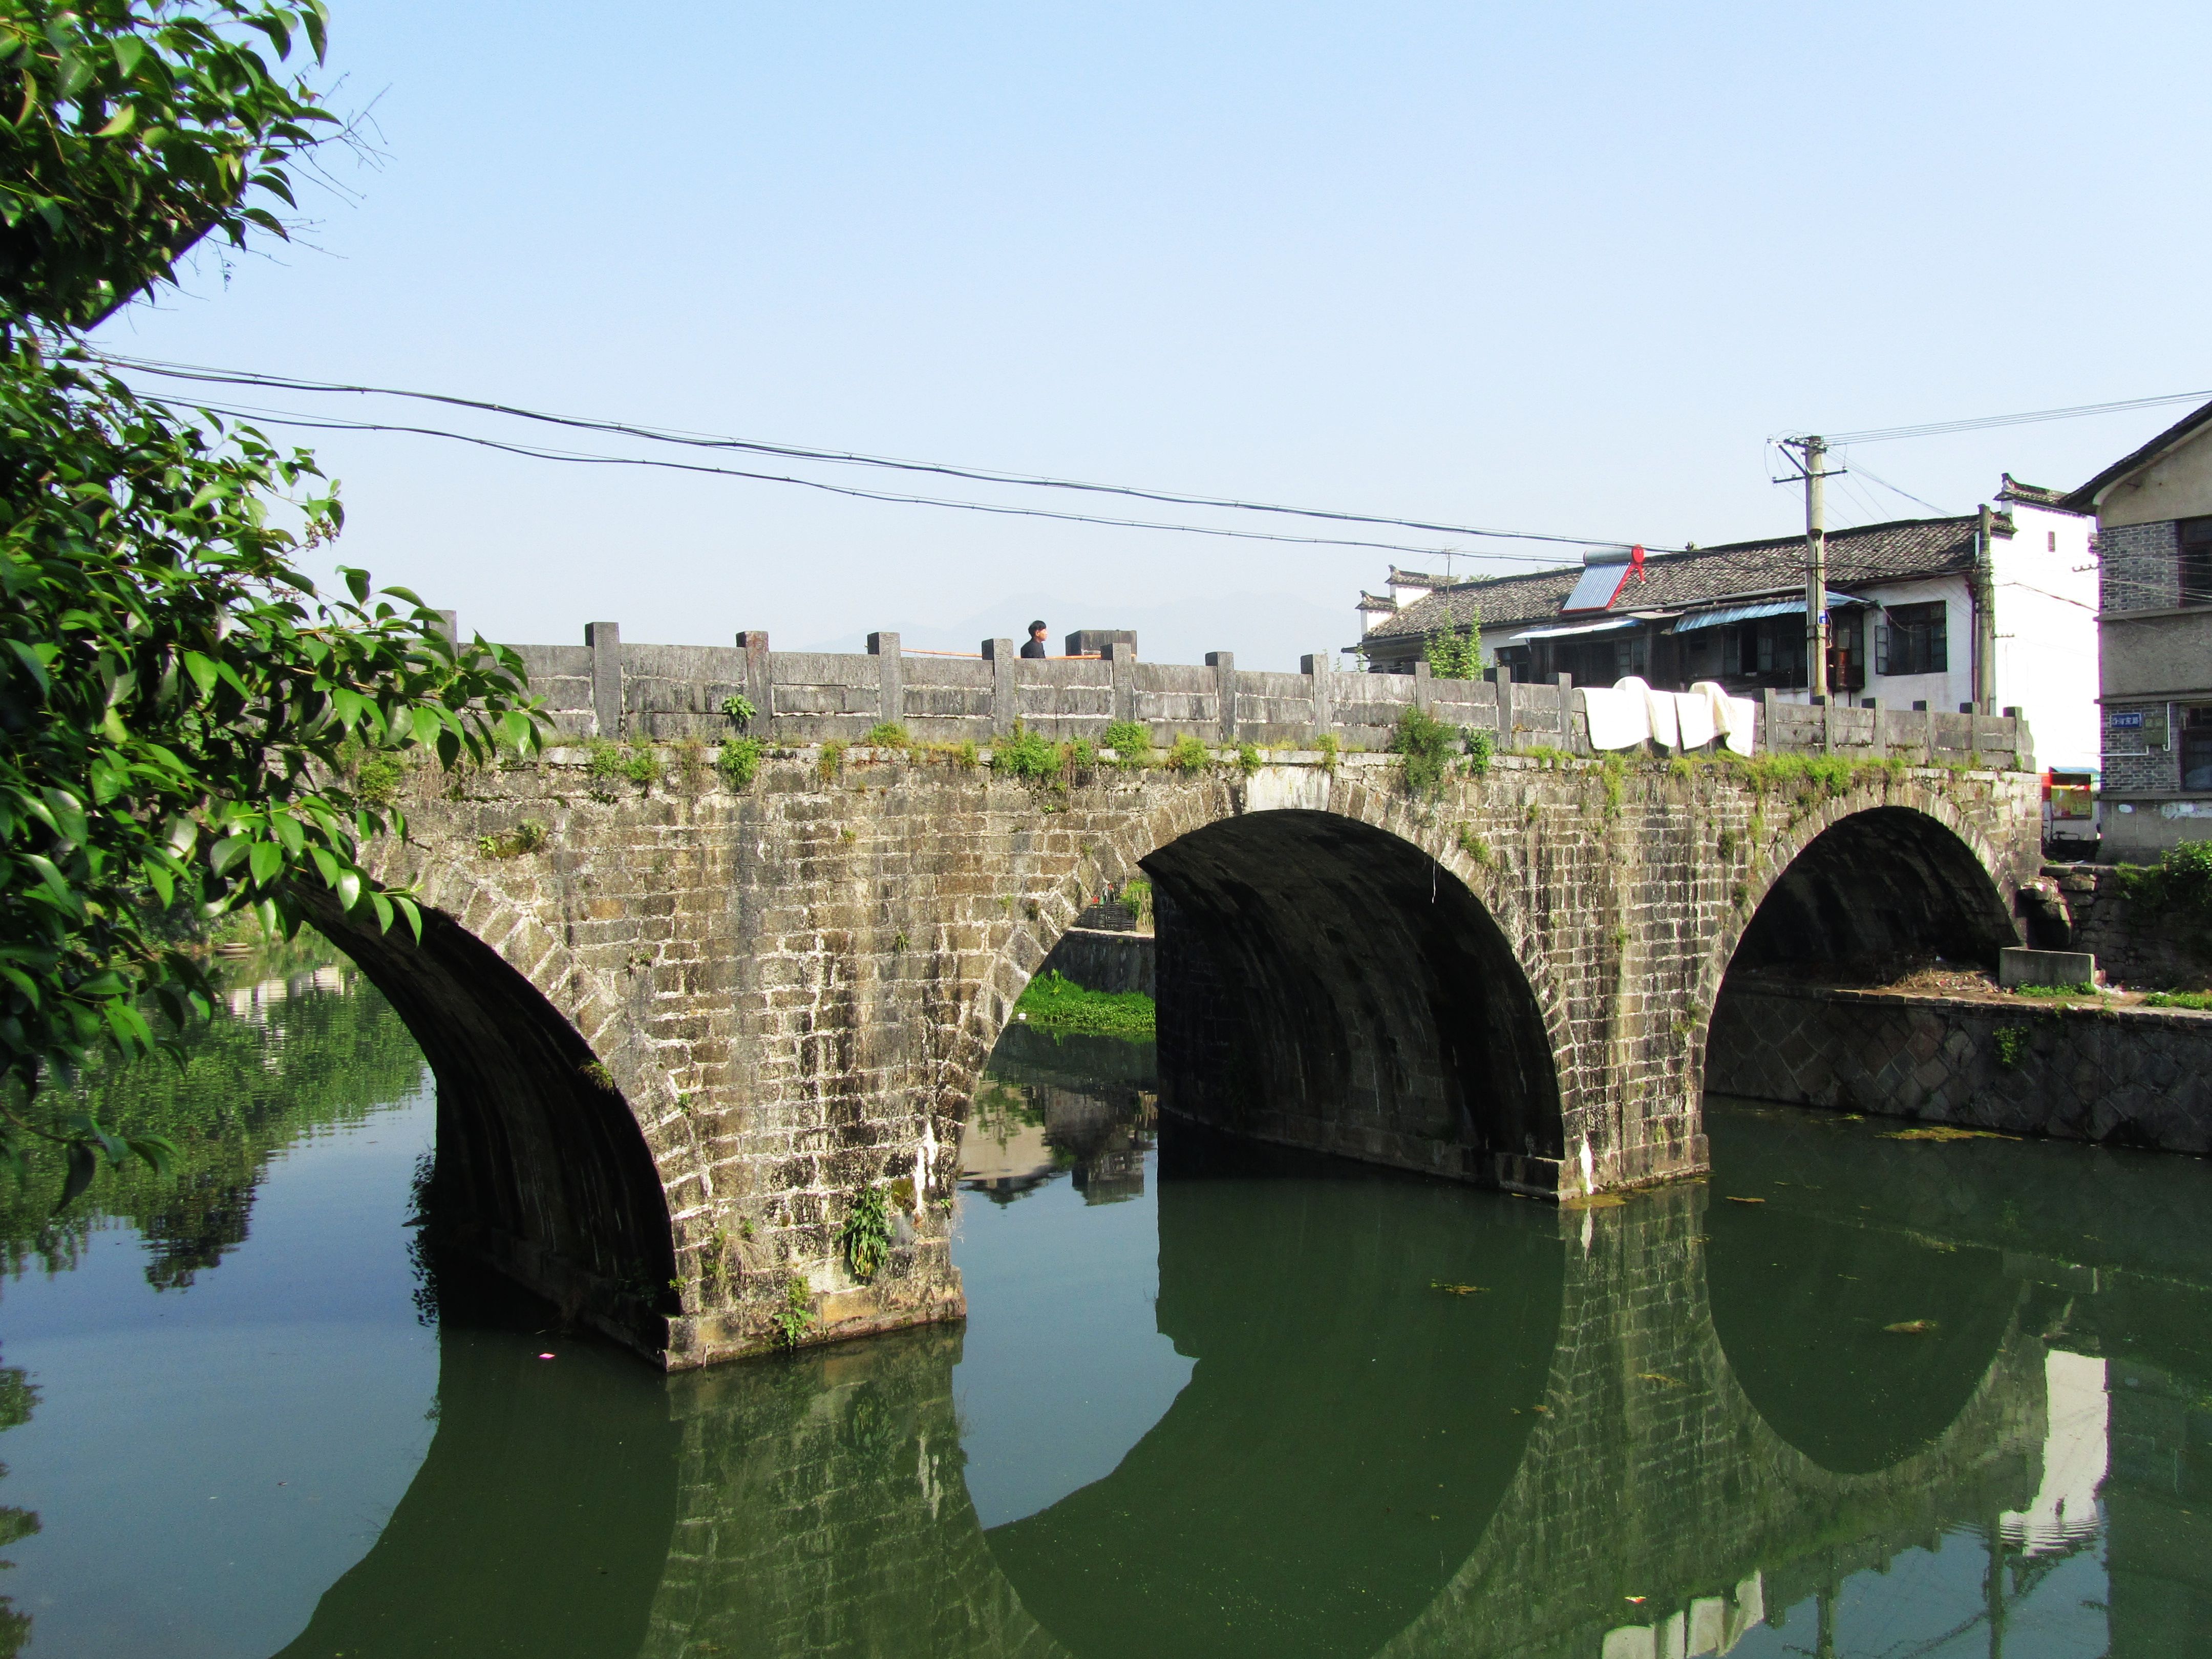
top-left (801, 591), bottom-right (1357, 674)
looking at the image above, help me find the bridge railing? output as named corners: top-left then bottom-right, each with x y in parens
top-left (496, 624), bottom-right (2033, 769)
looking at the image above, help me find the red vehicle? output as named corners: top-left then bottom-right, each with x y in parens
top-left (2043, 768), bottom-right (2098, 858)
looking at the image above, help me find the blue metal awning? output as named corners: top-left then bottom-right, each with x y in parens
top-left (1673, 592), bottom-right (1861, 632)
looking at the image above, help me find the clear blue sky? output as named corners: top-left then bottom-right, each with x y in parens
top-left (93, 1), bottom-right (2212, 667)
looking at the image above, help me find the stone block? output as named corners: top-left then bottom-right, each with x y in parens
top-left (1998, 947), bottom-right (2095, 989)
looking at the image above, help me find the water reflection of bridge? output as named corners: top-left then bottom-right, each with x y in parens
top-left (274, 1109), bottom-right (2210, 1659)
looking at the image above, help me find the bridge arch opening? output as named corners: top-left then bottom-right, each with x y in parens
top-left (1727, 805), bottom-right (2015, 983)
top-left (299, 892), bottom-right (678, 1356)
top-left (1137, 809), bottom-right (1563, 1186)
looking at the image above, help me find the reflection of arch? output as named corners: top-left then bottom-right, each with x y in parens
top-left (1141, 811), bottom-right (1563, 1180)
top-left (300, 884), bottom-right (677, 1354)
top-left (985, 1151), bottom-right (1563, 1659)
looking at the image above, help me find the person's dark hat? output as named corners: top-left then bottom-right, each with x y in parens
top-left (1028, 620), bottom-right (1047, 633)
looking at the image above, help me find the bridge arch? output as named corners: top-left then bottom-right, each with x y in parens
top-left (299, 862), bottom-right (680, 1358)
top-left (1689, 783), bottom-right (2023, 1089)
top-left (963, 777), bottom-right (1568, 1192)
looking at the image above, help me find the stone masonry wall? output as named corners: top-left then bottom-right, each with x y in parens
top-left (2049, 861), bottom-right (2212, 991)
top-left (1708, 980), bottom-right (2212, 1152)
top-left (352, 737), bottom-right (2040, 1369)
top-left (2099, 520), bottom-right (2182, 614)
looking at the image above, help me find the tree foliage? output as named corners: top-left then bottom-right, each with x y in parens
top-left (1423, 608), bottom-right (1483, 680)
top-left (0, 0), bottom-right (543, 1196)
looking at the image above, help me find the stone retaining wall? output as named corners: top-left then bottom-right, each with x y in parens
top-left (1036, 927), bottom-right (1155, 997)
top-left (1708, 979), bottom-right (2212, 1152)
top-left (2043, 862), bottom-right (2212, 991)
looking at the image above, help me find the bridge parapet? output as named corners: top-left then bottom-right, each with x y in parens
top-left (495, 624), bottom-right (2033, 769)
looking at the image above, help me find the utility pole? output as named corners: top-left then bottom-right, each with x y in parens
top-left (1778, 436), bottom-right (1840, 701)
top-left (1974, 503), bottom-right (1997, 715)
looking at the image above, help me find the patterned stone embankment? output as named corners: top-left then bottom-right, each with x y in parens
top-left (1708, 979), bottom-right (2212, 1153)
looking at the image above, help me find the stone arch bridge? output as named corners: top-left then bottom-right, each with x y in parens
top-left (324, 627), bottom-right (2041, 1366)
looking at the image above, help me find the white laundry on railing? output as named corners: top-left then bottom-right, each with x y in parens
top-left (1578, 677), bottom-right (1758, 755)
top-left (1581, 677), bottom-right (1653, 750)
top-left (1690, 680), bottom-right (1758, 756)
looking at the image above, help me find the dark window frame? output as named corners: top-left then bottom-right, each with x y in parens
top-left (2183, 705), bottom-right (2212, 792)
top-left (1876, 602), bottom-right (1948, 676)
top-left (2178, 518), bottom-right (2212, 608)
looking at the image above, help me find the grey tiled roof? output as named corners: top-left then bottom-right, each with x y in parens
top-left (1363, 514), bottom-right (1990, 647)
top-left (1998, 474), bottom-right (2081, 512)
top-left (2062, 396), bottom-right (2212, 514)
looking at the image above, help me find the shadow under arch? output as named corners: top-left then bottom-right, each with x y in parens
top-left (1140, 809), bottom-right (1563, 1187)
top-left (299, 888), bottom-right (678, 1357)
top-left (1728, 803), bottom-right (2017, 980)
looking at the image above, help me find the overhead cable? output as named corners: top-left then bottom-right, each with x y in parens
top-left (144, 395), bottom-right (1564, 563)
top-left (94, 350), bottom-right (1667, 557)
top-left (1810, 389), bottom-right (2212, 448)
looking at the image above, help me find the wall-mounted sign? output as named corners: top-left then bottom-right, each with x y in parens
top-left (2111, 711), bottom-right (2145, 729)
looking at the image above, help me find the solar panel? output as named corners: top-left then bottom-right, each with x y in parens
top-left (1561, 561), bottom-right (1629, 613)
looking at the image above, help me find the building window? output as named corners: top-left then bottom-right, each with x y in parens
top-left (1875, 602), bottom-right (1947, 676)
top-left (2184, 708), bottom-right (2212, 791)
top-left (2180, 519), bottom-right (2212, 607)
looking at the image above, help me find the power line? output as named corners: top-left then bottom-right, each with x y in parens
top-left (1811, 388), bottom-right (2212, 447)
top-left (146, 395), bottom-right (1580, 564)
top-left (95, 351), bottom-right (1665, 557)
top-left (1845, 458), bottom-right (1950, 517)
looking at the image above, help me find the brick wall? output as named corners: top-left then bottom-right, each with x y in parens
top-left (2099, 520), bottom-right (2182, 613)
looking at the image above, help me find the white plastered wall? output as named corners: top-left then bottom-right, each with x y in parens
top-left (1992, 503), bottom-right (2099, 771)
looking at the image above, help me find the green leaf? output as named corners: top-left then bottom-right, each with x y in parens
top-left (5, 639), bottom-right (49, 694)
top-left (125, 1135), bottom-right (178, 1178)
top-left (95, 104), bottom-right (137, 138)
top-left (54, 1142), bottom-right (96, 1214)
top-left (247, 839), bottom-right (282, 886)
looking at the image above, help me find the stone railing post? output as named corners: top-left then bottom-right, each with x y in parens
top-left (1488, 666), bottom-right (1516, 749)
top-left (585, 621), bottom-right (621, 739)
top-left (1413, 658), bottom-right (1434, 714)
top-left (1556, 672), bottom-right (1576, 753)
top-left (867, 632), bottom-right (903, 730)
top-left (1302, 652), bottom-right (1334, 746)
top-left (1760, 688), bottom-right (1778, 754)
top-left (433, 609), bottom-right (459, 645)
top-left (736, 630), bottom-right (772, 736)
top-left (982, 639), bottom-right (1017, 737)
top-left (1107, 640), bottom-right (1138, 725)
top-left (1207, 651), bottom-right (1237, 742)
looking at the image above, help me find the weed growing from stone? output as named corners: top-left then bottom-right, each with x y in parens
top-left (990, 722), bottom-right (1061, 779)
top-left (475, 819), bottom-right (548, 859)
top-left (720, 693), bottom-right (757, 729)
top-left (1316, 733), bottom-right (1340, 773)
top-left (2143, 989), bottom-right (2212, 1010)
top-left (1456, 825), bottom-right (1493, 865)
top-left (1237, 741), bottom-right (1262, 777)
top-left (718, 737), bottom-right (764, 790)
top-left (675, 736), bottom-right (709, 793)
top-left (1992, 1026), bottom-right (2030, 1067)
top-left (1390, 705), bottom-right (1461, 794)
top-left (864, 721), bottom-right (910, 748)
top-left (771, 1278), bottom-right (816, 1350)
top-left (1165, 734), bottom-right (1211, 774)
top-left (818, 740), bottom-right (847, 781)
top-left (1015, 969), bottom-right (1156, 1038)
top-left (1102, 720), bottom-right (1154, 768)
top-left (1464, 728), bottom-right (1496, 777)
top-left (840, 1185), bottom-right (894, 1281)
top-left (1120, 878), bottom-right (1152, 926)
top-left (1600, 754), bottom-right (1626, 818)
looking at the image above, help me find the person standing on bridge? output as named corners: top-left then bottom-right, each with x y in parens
top-left (1021, 620), bottom-right (1050, 660)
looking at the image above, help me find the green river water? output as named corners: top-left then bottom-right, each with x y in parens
top-left (0, 960), bottom-right (2203, 1656)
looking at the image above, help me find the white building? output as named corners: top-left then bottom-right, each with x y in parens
top-left (1354, 479), bottom-right (2098, 770)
